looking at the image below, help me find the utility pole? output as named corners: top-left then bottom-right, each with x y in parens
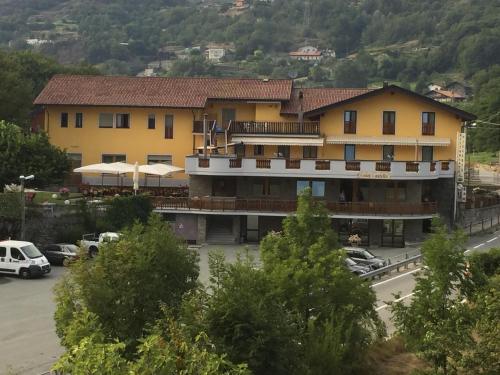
top-left (19, 174), bottom-right (34, 240)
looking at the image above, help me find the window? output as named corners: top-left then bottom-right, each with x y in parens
top-left (422, 146), bottom-right (434, 162)
top-left (0, 247), bottom-right (6, 257)
top-left (102, 154), bottom-right (126, 163)
top-left (422, 112), bottom-right (435, 135)
top-left (383, 111), bottom-right (396, 134)
top-left (382, 145), bottom-right (394, 161)
top-left (344, 111), bottom-right (357, 133)
top-left (148, 114), bottom-right (156, 130)
top-left (297, 180), bottom-right (325, 197)
top-left (303, 146), bottom-right (317, 159)
top-left (252, 179), bottom-right (265, 195)
top-left (99, 113), bottom-right (114, 128)
top-left (297, 180), bottom-right (310, 195)
top-left (277, 145), bottom-right (290, 158)
top-left (116, 113), bottom-right (130, 129)
top-left (344, 144), bottom-right (356, 161)
top-left (10, 248), bottom-right (25, 261)
top-left (222, 108), bottom-right (236, 127)
top-left (385, 182), bottom-right (407, 201)
top-left (75, 113), bottom-right (83, 128)
top-left (254, 145), bottom-right (264, 156)
top-left (311, 181), bottom-right (325, 197)
top-left (67, 153), bottom-right (82, 170)
top-left (60, 112), bottom-right (68, 128)
top-left (164, 114), bottom-right (174, 139)
top-left (147, 155), bottom-right (172, 165)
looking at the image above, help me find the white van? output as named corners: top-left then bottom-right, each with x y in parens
top-left (0, 240), bottom-right (51, 278)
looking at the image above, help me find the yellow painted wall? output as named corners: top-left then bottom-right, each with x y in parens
top-left (46, 105), bottom-right (195, 179)
top-left (204, 101), bottom-right (256, 122)
top-left (319, 90), bottom-right (462, 161)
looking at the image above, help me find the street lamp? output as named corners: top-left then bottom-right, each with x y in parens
top-left (19, 174), bottom-right (34, 240)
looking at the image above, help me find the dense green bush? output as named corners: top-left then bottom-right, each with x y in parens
top-left (104, 194), bottom-right (153, 231)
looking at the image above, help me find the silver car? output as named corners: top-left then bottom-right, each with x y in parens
top-left (345, 257), bottom-right (371, 275)
top-left (344, 247), bottom-right (386, 270)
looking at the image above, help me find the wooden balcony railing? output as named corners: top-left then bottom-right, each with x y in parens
top-left (422, 123), bottom-right (435, 135)
top-left (256, 159), bottom-right (271, 169)
top-left (441, 161), bottom-right (450, 171)
top-left (286, 159), bottom-right (301, 169)
top-left (153, 197), bottom-right (438, 216)
top-left (231, 121), bottom-right (320, 135)
top-left (406, 162), bottom-right (419, 172)
top-left (315, 160), bottom-right (331, 170)
top-left (383, 123), bottom-right (395, 135)
top-left (344, 122), bottom-right (356, 134)
top-left (229, 158), bottom-right (242, 168)
top-left (345, 161), bottom-right (360, 171)
top-left (198, 158), bottom-right (210, 168)
top-left (376, 161), bottom-right (391, 172)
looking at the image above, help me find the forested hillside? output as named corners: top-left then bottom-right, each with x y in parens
top-left (0, 0), bottom-right (499, 150)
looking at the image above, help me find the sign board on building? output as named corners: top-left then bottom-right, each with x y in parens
top-left (358, 172), bottom-right (391, 179)
top-left (456, 132), bottom-right (466, 183)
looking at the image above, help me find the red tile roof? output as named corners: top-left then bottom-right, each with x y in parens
top-left (281, 87), bottom-right (374, 114)
top-left (34, 75), bottom-right (294, 108)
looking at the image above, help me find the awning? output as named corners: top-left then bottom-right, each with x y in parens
top-left (326, 135), bottom-right (450, 147)
top-left (231, 136), bottom-right (324, 146)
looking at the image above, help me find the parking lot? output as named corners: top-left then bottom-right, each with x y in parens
top-left (0, 267), bottom-right (65, 375)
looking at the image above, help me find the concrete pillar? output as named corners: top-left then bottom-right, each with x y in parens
top-left (197, 215), bottom-right (207, 244)
top-left (232, 216), bottom-right (241, 243)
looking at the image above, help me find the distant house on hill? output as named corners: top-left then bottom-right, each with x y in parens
top-left (289, 46), bottom-right (323, 61)
top-left (425, 81), bottom-right (471, 103)
top-left (205, 42), bottom-right (234, 62)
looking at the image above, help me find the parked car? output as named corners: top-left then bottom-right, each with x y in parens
top-left (0, 240), bottom-right (51, 278)
top-left (344, 247), bottom-right (386, 270)
top-left (81, 232), bottom-right (121, 257)
top-left (345, 257), bottom-right (371, 275)
top-left (40, 244), bottom-right (79, 266)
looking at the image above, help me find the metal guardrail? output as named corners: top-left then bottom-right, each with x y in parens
top-left (360, 254), bottom-right (423, 279)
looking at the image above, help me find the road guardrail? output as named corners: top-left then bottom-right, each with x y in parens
top-left (360, 254), bottom-right (422, 280)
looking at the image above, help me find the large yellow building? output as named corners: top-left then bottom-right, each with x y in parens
top-left (35, 75), bottom-right (475, 247)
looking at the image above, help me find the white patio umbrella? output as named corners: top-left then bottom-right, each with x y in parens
top-left (133, 162), bottom-right (139, 195)
top-left (139, 163), bottom-right (184, 187)
top-left (74, 162), bottom-right (135, 186)
top-left (138, 163), bottom-right (184, 176)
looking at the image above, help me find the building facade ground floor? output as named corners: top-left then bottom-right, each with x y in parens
top-left (162, 212), bottom-right (432, 248)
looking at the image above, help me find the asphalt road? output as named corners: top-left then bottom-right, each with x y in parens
top-left (0, 267), bottom-right (65, 375)
top-left (373, 227), bottom-right (500, 335)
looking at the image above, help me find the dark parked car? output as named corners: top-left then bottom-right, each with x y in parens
top-left (344, 247), bottom-right (386, 270)
top-left (40, 244), bottom-right (79, 266)
top-left (345, 257), bottom-right (371, 275)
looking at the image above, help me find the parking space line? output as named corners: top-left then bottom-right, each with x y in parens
top-left (376, 292), bottom-right (415, 311)
top-left (486, 236), bottom-right (498, 243)
top-left (371, 268), bottom-right (421, 288)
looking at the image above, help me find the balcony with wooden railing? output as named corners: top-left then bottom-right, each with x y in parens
top-left (422, 123), bottom-right (435, 135)
top-left (230, 121), bottom-right (320, 135)
top-left (153, 196), bottom-right (437, 217)
top-left (185, 156), bottom-right (455, 180)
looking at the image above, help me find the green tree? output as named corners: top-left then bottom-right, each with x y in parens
top-left (53, 309), bottom-right (250, 375)
top-left (333, 60), bottom-right (368, 88)
top-left (391, 219), bottom-right (473, 374)
top-left (54, 214), bottom-right (199, 354)
top-left (461, 275), bottom-right (500, 375)
top-left (203, 252), bottom-right (303, 375)
top-left (104, 195), bottom-right (153, 231)
top-left (260, 189), bottom-right (383, 373)
top-left (0, 120), bottom-right (70, 188)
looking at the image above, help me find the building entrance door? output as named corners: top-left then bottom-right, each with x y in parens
top-left (382, 220), bottom-right (405, 247)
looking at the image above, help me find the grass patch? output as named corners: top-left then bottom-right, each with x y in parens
top-left (362, 336), bottom-right (429, 375)
top-left (31, 191), bottom-right (83, 205)
top-left (468, 151), bottom-right (498, 165)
